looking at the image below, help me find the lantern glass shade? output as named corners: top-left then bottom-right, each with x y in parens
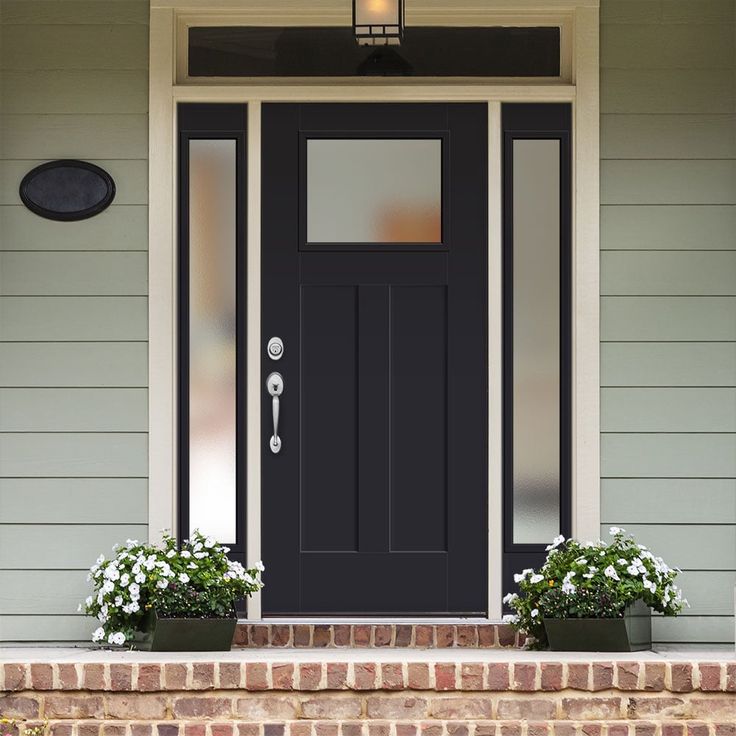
top-left (353, 0), bottom-right (404, 45)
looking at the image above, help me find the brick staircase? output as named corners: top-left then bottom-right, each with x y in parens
top-left (2, 658), bottom-right (736, 736)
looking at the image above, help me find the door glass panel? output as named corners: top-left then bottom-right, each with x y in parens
top-left (306, 138), bottom-right (442, 243)
top-left (511, 138), bottom-right (561, 545)
top-left (188, 138), bottom-right (237, 543)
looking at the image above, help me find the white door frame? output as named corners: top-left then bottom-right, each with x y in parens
top-left (148, 0), bottom-right (600, 621)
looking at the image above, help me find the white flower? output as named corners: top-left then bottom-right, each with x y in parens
top-left (626, 564), bottom-right (641, 576)
top-left (562, 581), bottom-right (576, 595)
top-left (502, 613), bottom-right (519, 625)
top-left (135, 572), bottom-right (146, 584)
top-left (95, 554), bottom-right (105, 566)
top-left (531, 608), bottom-right (539, 618)
top-left (92, 626), bottom-right (106, 642)
top-left (166, 548), bottom-right (176, 558)
top-left (108, 631), bottom-right (126, 646)
top-left (609, 526), bottom-right (624, 535)
top-left (604, 565), bottom-right (620, 581)
top-left (119, 573), bottom-right (130, 587)
top-left (617, 558), bottom-right (628, 566)
top-left (502, 592), bottom-right (519, 605)
top-left (128, 583), bottom-right (140, 599)
top-left (188, 562), bottom-right (197, 569)
top-left (126, 539), bottom-right (138, 548)
top-left (157, 579), bottom-right (169, 589)
top-left (85, 595), bottom-right (94, 607)
top-left (575, 557), bottom-right (588, 565)
top-left (513, 568), bottom-right (534, 584)
top-left (194, 552), bottom-right (207, 559)
top-left (545, 534), bottom-right (566, 551)
top-left (104, 565), bottom-right (120, 581)
top-left (530, 574), bottom-right (544, 584)
top-left (180, 550), bottom-right (192, 558)
top-left (204, 537), bottom-right (216, 548)
top-left (114, 595), bottom-right (123, 606)
top-left (254, 560), bottom-right (265, 572)
top-left (178, 573), bottom-right (190, 584)
top-left (101, 580), bottom-right (114, 594)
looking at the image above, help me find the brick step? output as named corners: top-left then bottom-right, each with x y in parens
top-left (19, 721), bottom-right (736, 736)
top-left (233, 624), bottom-right (524, 649)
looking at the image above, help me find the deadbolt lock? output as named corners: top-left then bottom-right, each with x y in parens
top-left (267, 336), bottom-right (284, 360)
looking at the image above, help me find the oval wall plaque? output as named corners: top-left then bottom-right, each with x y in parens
top-left (19, 159), bottom-right (116, 221)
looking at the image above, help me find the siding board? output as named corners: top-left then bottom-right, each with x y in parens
top-left (601, 69), bottom-right (736, 113)
top-left (601, 115), bottom-right (736, 159)
top-left (652, 616), bottom-right (735, 643)
top-left (0, 205), bottom-right (148, 251)
top-left (0, 524), bottom-right (149, 569)
top-left (0, 570), bottom-right (93, 615)
top-left (0, 70), bottom-right (148, 113)
top-left (0, 114), bottom-right (148, 160)
top-left (601, 343), bottom-right (736, 387)
top-left (601, 297), bottom-right (736, 342)
top-left (0, 1), bottom-right (149, 25)
top-left (0, 478), bottom-right (147, 524)
top-left (602, 479), bottom-right (736, 524)
top-left (0, 615), bottom-right (95, 642)
top-left (0, 297), bottom-right (147, 341)
top-left (601, 205), bottom-right (736, 250)
top-left (601, 251), bottom-right (736, 296)
top-left (0, 388), bottom-right (148, 431)
top-left (601, 433), bottom-right (736, 479)
top-left (602, 24), bottom-right (736, 69)
top-left (0, 342), bottom-right (147, 387)
top-left (601, 387), bottom-right (736, 432)
top-left (0, 252), bottom-right (147, 296)
top-left (0, 25), bottom-right (149, 71)
top-left (601, 160), bottom-right (736, 205)
top-left (0, 433), bottom-right (148, 477)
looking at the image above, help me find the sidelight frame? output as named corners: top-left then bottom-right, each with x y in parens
top-left (149, 0), bottom-right (600, 621)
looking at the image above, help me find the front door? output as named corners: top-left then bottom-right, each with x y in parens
top-left (261, 103), bottom-right (488, 616)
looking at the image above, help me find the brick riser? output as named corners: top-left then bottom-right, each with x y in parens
top-left (233, 623), bottom-right (525, 649)
top-left (2, 661), bottom-right (736, 736)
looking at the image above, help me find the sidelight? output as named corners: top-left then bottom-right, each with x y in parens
top-left (186, 139), bottom-right (238, 543)
top-left (306, 138), bottom-right (442, 243)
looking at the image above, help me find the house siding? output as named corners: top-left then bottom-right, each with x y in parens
top-left (0, 0), bottom-right (149, 641)
top-left (600, 0), bottom-right (736, 644)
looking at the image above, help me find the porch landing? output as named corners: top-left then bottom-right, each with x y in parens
top-left (2, 649), bottom-right (736, 736)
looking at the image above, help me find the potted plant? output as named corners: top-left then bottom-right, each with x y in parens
top-left (503, 527), bottom-right (687, 651)
top-left (82, 531), bottom-right (264, 651)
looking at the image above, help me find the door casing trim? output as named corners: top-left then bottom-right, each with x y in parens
top-left (148, 3), bottom-right (600, 621)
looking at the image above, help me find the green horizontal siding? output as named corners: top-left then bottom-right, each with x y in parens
top-left (601, 205), bottom-right (736, 250)
top-left (602, 297), bottom-right (736, 341)
top-left (0, 24), bottom-right (149, 70)
top-left (0, 342), bottom-right (147, 387)
top-left (601, 115), bottom-right (736, 159)
top-left (0, 297), bottom-right (148, 341)
top-left (0, 570), bottom-right (92, 615)
top-left (602, 479), bottom-right (736, 525)
top-left (0, 114), bottom-right (148, 159)
top-left (0, 388), bottom-right (148, 431)
top-left (0, 615), bottom-right (96, 642)
top-left (602, 433), bottom-right (736, 478)
top-left (0, 478), bottom-right (148, 523)
top-left (0, 0), bottom-right (148, 642)
top-left (601, 4), bottom-right (736, 645)
top-left (0, 252), bottom-right (147, 295)
top-left (602, 343), bottom-right (736, 386)
top-left (0, 205), bottom-right (148, 250)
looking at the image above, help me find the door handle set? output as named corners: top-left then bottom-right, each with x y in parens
top-left (267, 371), bottom-right (283, 454)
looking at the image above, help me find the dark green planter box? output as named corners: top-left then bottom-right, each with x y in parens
top-left (134, 611), bottom-right (236, 651)
top-left (543, 600), bottom-right (652, 652)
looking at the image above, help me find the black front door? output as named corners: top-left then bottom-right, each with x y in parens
top-left (262, 103), bottom-right (488, 615)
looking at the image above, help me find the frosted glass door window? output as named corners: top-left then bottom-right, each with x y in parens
top-left (511, 139), bottom-right (561, 545)
top-left (188, 139), bottom-right (237, 543)
top-left (307, 138), bottom-right (442, 243)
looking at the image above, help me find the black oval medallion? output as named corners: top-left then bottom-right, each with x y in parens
top-left (19, 160), bottom-right (116, 221)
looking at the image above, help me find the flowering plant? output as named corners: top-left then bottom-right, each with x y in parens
top-left (503, 528), bottom-right (687, 649)
top-left (1, 718), bottom-right (47, 736)
top-left (82, 530), bottom-right (264, 647)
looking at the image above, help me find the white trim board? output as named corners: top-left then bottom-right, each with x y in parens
top-left (148, 2), bottom-right (600, 620)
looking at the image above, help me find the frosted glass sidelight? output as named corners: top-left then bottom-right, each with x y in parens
top-left (307, 139), bottom-right (442, 243)
top-left (188, 139), bottom-right (237, 544)
top-left (512, 139), bottom-right (561, 545)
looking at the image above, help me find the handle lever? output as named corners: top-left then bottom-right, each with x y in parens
top-left (267, 372), bottom-right (284, 454)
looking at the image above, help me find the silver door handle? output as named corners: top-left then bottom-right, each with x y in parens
top-left (267, 372), bottom-right (284, 454)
